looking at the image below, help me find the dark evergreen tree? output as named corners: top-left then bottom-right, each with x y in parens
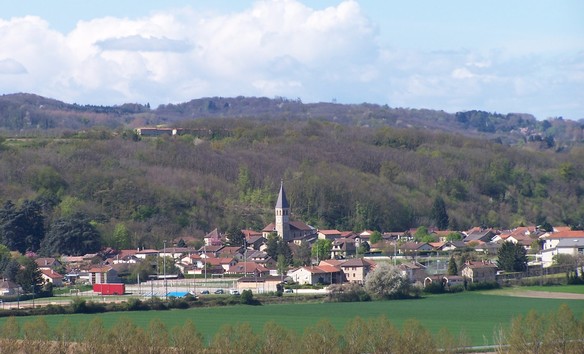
top-left (15, 257), bottom-right (43, 293)
top-left (226, 227), bottom-right (245, 247)
top-left (497, 241), bottom-right (528, 272)
top-left (293, 241), bottom-right (312, 266)
top-left (2, 258), bottom-right (20, 282)
top-left (431, 196), bottom-right (449, 230)
top-left (447, 256), bottom-right (458, 275)
top-left (0, 200), bottom-right (45, 253)
top-left (40, 212), bottom-right (101, 256)
top-left (277, 239), bottom-right (293, 265)
top-left (265, 233), bottom-right (279, 259)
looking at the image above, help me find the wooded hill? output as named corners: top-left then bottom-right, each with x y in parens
top-left (1, 93), bottom-right (583, 148)
top-left (0, 93), bottom-right (583, 250)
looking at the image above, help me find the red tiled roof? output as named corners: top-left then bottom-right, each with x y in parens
top-left (546, 231), bottom-right (584, 239)
top-left (41, 269), bottom-right (64, 279)
top-left (464, 261), bottom-right (497, 269)
top-left (319, 229), bottom-right (341, 235)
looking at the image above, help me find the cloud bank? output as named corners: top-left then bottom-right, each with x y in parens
top-left (0, 0), bottom-right (581, 119)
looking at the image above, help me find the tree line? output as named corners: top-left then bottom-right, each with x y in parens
top-left (1, 304), bottom-right (582, 353)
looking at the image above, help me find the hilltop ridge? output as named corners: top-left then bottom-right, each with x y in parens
top-left (1, 93), bottom-right (582, 148)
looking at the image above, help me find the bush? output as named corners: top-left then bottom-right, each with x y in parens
top-left (448, 284), bottom-right (465, 293)
top-left (423, 282), bottom-right (445, 294)
top-left (124, 298), bottom-right (148, 311)
top-left (144, 297), bottom-right (168, 311)
top-left (168, 298), bottom-right (190, 309)
top-left (466, 281), bottom-right (500, 291)
top-left (327, 283), bottom-right (371, 302)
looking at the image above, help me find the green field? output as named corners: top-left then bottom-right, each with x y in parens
top-left (2, 292), bottom-right (583, 346)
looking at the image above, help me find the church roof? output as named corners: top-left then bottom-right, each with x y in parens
top-left (275, 181), bottom-right (289, 209)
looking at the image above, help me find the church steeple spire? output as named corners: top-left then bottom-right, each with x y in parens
top-left (275, 180), bottom-right (290, 241)
top-left (276, 180), bottom-right (289, 209)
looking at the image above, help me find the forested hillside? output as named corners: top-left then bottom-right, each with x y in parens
top-left (1, 93), bottom-right (583, 147)
top-left (0, 115), bottom-right (583, 251)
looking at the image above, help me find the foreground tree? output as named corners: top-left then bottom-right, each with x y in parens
top-left (364, 262), bottom-right (411, 299)
top-left (171, 320), bottom-right (205, 354)
top-left (496, 241), bottom-right (528, 272)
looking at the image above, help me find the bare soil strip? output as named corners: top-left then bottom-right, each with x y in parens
top-left (502, 290), bottom-right (584, 300)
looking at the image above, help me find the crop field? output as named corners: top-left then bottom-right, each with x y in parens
top-left (1, 291), bottom-right (583, 346)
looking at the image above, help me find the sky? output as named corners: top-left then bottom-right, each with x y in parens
top-left (1, 0), bottom-right (583, 120)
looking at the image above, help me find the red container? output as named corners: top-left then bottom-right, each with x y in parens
top-left (93, 283), bottom-right (125, 295)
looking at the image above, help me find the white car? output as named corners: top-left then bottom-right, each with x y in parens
top-left (229, 289), bottom-right (240, 295)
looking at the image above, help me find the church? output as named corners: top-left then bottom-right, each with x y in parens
top-left (262, 181), bottom-right (316, 243)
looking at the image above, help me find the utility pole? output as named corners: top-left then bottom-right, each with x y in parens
top-left (163, 240), bottom-right (167, 300)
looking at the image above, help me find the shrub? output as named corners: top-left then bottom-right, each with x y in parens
top-left (125, 298), bottom-right (148, 311)
top-left (327, 283), bottom-right (370, 302)
top-left (466, 281), bottom-right (500, 291)
top-left (423, 282), bottom-right (445, 294)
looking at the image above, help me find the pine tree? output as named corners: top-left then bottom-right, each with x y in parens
top-left (431, 196), bottom-right (449, 230)
top-left (447, 256), bottom-right (458, 275)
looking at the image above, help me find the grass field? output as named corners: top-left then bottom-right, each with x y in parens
top-left (1, 292), bottom-right (583, 346)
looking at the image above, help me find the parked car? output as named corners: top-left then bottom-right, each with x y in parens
top-left (200, 290), bottom-right (210, 295)
top-left (229, 289), bottom-right (240, 295)
top-left (214, 289), bottom-right (224, 294)
top-left (284, 288), bottom-right (293, 293)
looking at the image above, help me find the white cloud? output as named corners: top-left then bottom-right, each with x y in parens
top-left (96, 35), bottom-right (192, 52)
top-left (0, 58), bottom-right (27, 74)
top-left (0, 0), bottom-right (581, 119)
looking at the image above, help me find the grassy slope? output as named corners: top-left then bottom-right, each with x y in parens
top-left (2, 292), bottom-right (583, 346)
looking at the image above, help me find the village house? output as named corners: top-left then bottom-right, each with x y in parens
top-left (237, 275), bottom-right (289, 293)
top-left (245, 250), bottom-right (277, 268)
top-left (398, 261), bottom-right (428, 283)
top-left (461, 261), bottom-right (497, 283)
top-left (226, 262), bottom-right (270, 276)
top-left (288, 264), bottom-right (343, 285)
top-left (35, 257), bottom-right (62, 270)
top-left (243, 231), bottom-right (266, 250)
top-left (318, 229), bottom-right (342, 241)
top-left (159, 247), bottom-right (196, 260)
top-left (399, 242), bottom-right (434, 257)
top-left (85, 265), bottom-right (121, 284)
top-left (135, 249), bottom-right (159, 259)
top-left (40, 269), bottom-right (64, 287)
top-left (330, 238), bottom-right (357, 259)
top-left (204, 228), bottom-right (224, 246)
top-left (339, 258), bottom-right (375, 284)
top-left (541, 238), bottom-right (584, 267)
top-left (464, 228), bottom-right (497, 243)
top-left (204, 257), bottom-right (237, 272)
top-left (199, 245), bottom-right (225, 258)
top-left (0, 279), bottom-right (22, 296)
top-left (217, 246), bottom-right (245, 261)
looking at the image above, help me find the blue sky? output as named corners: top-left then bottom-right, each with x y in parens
top-left (1, 0), bottom-right (583, 120)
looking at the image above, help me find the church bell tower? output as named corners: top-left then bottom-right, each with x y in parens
top-left (275, 180), bottom-right (290, 241)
